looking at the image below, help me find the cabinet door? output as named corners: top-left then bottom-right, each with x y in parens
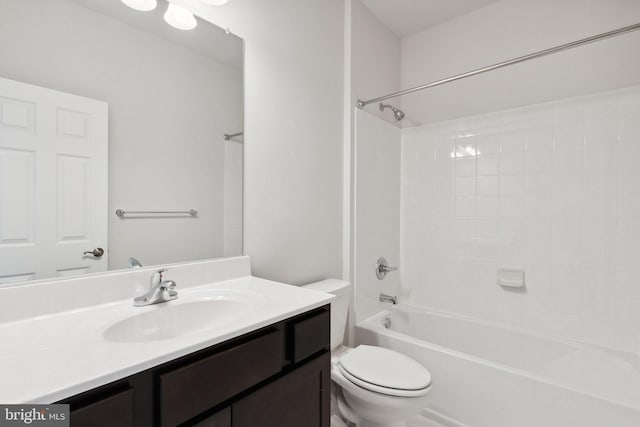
top-left (192, 407), bottom-right (230, 427)
top-left (233, 352), bottom-right (330, 427)
top-left (69, 387), bottom-right (134, 427)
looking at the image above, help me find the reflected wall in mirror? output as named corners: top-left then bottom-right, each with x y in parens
top-left (0, 0), bottom-right (244, 285)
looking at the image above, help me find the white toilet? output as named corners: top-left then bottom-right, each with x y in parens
top-left (304, 279), bottom-right (432, 427)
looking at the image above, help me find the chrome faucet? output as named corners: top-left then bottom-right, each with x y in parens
top-left (379, 293), bottom-right (397, 305)
top-left (134, 268), bottom-right (178, 306)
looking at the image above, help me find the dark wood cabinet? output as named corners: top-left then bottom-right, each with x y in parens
top-left (68, 387), bottom-right (135, 427)
top-left (60, 305), bottom-right (330, 427)
top-left (233, 352), bottom-right (330, 427)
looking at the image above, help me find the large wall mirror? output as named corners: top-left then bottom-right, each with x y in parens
top-left (0, 0), bottom-right (244, 286)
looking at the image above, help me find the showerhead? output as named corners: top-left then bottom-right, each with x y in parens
top-left (379, 103), bottom-right (405, 121)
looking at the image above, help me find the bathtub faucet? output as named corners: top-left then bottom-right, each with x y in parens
top-left (379, 293), bottom-right (397, 305)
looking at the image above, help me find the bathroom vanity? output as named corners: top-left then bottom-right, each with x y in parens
top-left (60, 306), bottom-right (330, 427)
top-left (0, 257), bottom-right (333, 427)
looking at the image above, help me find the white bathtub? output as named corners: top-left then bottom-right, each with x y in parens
top-left (355, 305), bottom-right (640, 427)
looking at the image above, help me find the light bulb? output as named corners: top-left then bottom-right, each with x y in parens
top-left (164, 2), bottom-right (198, 31)
top-left (200, 0), bottom-right (229, 5)
top-left (121, 0), bottom-right (157, 11)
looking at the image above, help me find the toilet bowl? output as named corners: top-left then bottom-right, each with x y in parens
top-left (304, 280), bottom-right (432, 427)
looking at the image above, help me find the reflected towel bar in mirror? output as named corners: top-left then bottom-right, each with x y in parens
top-left (116, 209), bottom-right (198, 217)
top-left (223, 132), bottom-right (243, 141)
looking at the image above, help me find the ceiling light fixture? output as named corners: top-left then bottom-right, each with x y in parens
top-left (121, 0), bottom-right (158, 12)
top-left (164, 2), bottom-right (198, 30)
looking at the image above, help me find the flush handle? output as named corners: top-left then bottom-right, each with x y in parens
top-left (83, 248), bottom-right (104, 258)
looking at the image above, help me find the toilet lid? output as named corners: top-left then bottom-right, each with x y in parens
top-left (338, 345), bottom-right (431, 397)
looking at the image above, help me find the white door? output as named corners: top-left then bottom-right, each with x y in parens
top-left (0, 77), bottom-right (108, 283)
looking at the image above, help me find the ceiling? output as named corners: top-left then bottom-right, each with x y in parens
top-left (360, 0), bottom-right (500, 38)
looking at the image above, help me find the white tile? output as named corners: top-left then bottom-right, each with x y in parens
top-left (585, 142), bottom-right (616, 167)
top-left (526, 149), bottom-right (553, 173)
top-left (499, 196), bottom-right (524, 217)
top-left (500, 174), bottom-right (524, 196)
top-left (618, 165), bottom-right (640, 193)
top-left (434, 140), bottom-right (455, 161)
top-left (500, 130), bottom-right (526, 152)
top-left (618, 193), bottom-right (640, 217)
top-left (476, 197), bottom-right (499, 217)
top-left (455, 141), bottom-right (478, 158)
top-left (553, 168), bottom-right (584, 194)
top-left (477, 154), bottom-right (500, 175)
top-left (525, 172), bottom-right (552, 196)
top-left (554, 120), bottom-right (584, 148)
top-left (584, 165), bottom-right (615, 194)
top-left (455, 177), bottom-right (476, 197)
top-left (619, 114), bottom-right (640, 142)
top-left (552, 193), bottom-right (584, 218)
top-left (526, 125), bottom-right (554, 151)
top-left (476, 218), bottom-right (499, 238)
top-left (499, 217), bottom-right (523, 239)
top-left (455, 197), bottom-right (475, 218)
top-left (617, 220), bottom-right (640, 245)
top-left (476, 135), bottom-right (500, 155)
top-left (582, 192), bottom-right (616, 219)
top-left (613, 297), bottom-right (640, 327)
top-left (477, 175), bottom-right (500, 196)
top-left (552, 217), bottom-right (582, 243)
top-left (585, 117), bottom-right (617, 145)
top-left (615, 272), bottom-right (640, 299)
top-left (618, 142), bottom-right (640, 166)
top-left (401, 85), bottom-right (640, 352)
top-left (455, 157), bottom-right (476, 177)
top-left (524, 195), bottom-right (552, 218)
top-left (524, 217), bottom-right (552, 241)
top-left (500, 151), bottom-right (525, 174)
top-left (554, 146), bottom-right (584, 171)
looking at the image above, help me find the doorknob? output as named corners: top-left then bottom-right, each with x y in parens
top-left (83, 248), bottom-right (104, 257)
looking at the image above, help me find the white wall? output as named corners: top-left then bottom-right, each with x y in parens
top-left (402, 85), bottom-right (640, 352)
top-left (180, 0), bottom-right (346, 285)
top-left (401, 0), bottom-right (640, 125)
top-left (0, 0), bottom-right (243, 270)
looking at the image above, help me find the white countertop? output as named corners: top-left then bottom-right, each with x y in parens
top-left (0, 275), bottom-right (333, 403)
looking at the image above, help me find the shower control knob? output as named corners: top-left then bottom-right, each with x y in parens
top-left (376, 257), bottom-right (397, 280)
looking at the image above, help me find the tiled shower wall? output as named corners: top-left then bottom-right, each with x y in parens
top-left (401, 85), bottom-right (640, 352)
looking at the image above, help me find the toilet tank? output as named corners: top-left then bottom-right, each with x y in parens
top-left (303, 279), bottom-right (351, 351)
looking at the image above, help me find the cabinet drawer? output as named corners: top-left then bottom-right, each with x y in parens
top-left (192, 407), bottom-right (230, 427)
top-left (291, 308), bottom-right (330, 363)
top-left (70, 387), bottom-right (134, 427)
top-left (159, 328), bottom-right (282, 426)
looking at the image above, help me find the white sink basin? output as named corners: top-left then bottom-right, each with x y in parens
top-left (103, 289), bottom-right (263, 342)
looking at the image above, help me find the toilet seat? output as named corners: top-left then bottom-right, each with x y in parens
top-left (337, 345), bottom-right (431, 397)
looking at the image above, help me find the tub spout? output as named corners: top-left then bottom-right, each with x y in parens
top-left (379, 293), bottom-right (397, 304)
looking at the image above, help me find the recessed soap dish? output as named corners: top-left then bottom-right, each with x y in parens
top-left (497, 269), bottom-right (525, 288)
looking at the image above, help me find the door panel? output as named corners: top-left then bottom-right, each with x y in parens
top-left (0, 77), bottom-right (108, 283)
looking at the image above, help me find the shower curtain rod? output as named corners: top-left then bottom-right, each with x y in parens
top-left (356, 22), bottom-right (640, 109)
